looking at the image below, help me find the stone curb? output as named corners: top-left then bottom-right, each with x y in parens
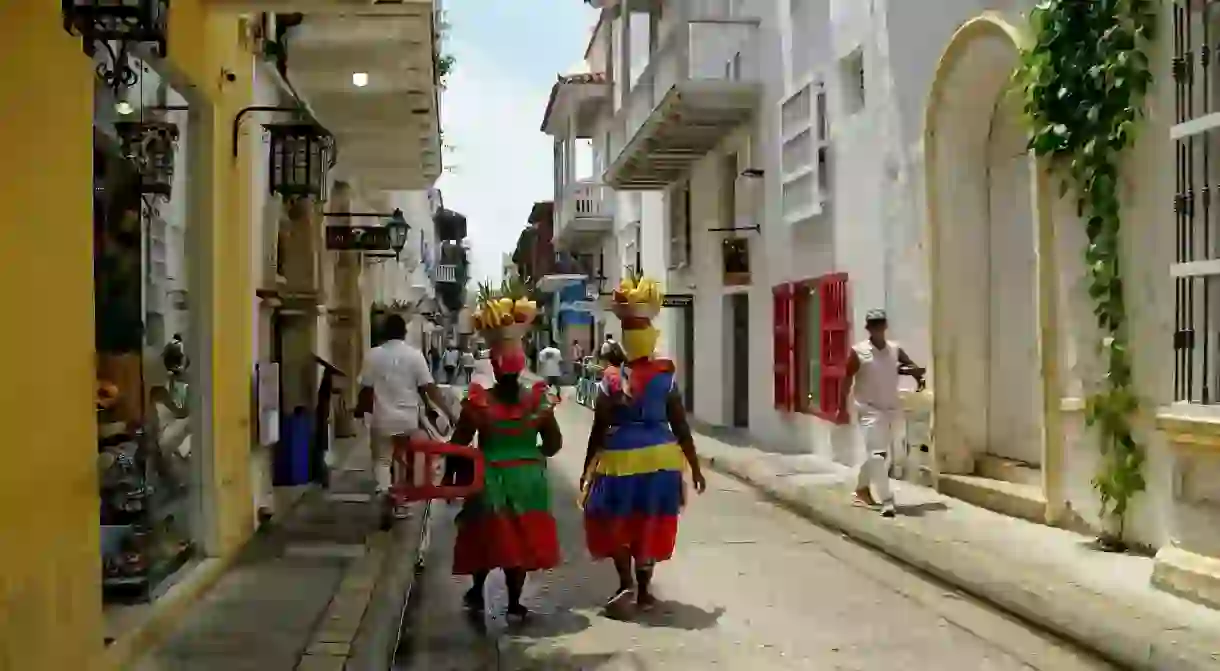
top-left (343, 500), bottom-right (432, 671)
top-left (697, 444), bottom-right (1220, 671)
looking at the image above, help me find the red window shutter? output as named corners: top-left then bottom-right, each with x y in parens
top-left (815, 273), bottom-right (850, 424)
top-left (772, 283), bottom-right (794, 411)
top-left (792, 279), bottom-right (817, 414)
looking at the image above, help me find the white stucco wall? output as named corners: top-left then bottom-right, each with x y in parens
top-left (568, 0), bottom-right (1213, 567)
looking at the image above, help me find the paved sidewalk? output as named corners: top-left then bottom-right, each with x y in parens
top-left (553, 401), bottom-right (1220, 671)
top-left (134, 432), bottom-right (430, 671)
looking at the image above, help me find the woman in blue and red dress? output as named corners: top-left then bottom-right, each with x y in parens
top-left (580, 276), bottom-right (706, 618)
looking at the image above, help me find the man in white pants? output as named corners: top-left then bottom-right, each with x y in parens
top-left (356, 315), bottom-right (456, 521)
top-left (837, 309), bottom-right (925, 518)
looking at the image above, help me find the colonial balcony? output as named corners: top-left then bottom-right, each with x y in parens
top-left (432, 264), bottom-right (457, 284)
top-left (555, 180), bottom-right (615, 252)
top-left (604, 16), bottom-right (762, 190)
top-left (538, 252), bottom-right (595, 293)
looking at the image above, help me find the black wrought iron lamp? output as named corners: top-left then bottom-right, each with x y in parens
top-left (385, 209), bottom-right (410, 259)
top-left (115, 121), bottom-right (179, 196)
top-left (63, 0), bottom-right (169, 99)
top-left (265, 123), bottom-right (335, 199)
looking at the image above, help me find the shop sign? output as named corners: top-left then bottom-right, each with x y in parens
top-left (663, 293), bottom-right (694, 308)
top-left (325, 226), bottom-right (392, 251)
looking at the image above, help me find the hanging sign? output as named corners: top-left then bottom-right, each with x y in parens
top-left (325, 226), bottom-right (392, 251)
top-left (662, 293), bottom-right (694, 308)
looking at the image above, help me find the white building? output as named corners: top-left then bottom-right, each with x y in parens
top-left (553, 0), bottom-right (1220, 609)
top-left (502, 252), bottom-right (518, 281)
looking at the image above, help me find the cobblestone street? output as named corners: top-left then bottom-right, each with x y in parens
top-left (393, 402), bottom-right (1113, 670)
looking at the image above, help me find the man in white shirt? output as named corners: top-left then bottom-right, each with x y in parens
top-left (538, 340), bottom-right (564, 391)
top-left (599, 334), bottom-right (619, 359)
top-left (357, 315), bottom-right (457, 514)
top-left (838, 309), bottom-right (925, 518)
top-left (442, 346), bottom-right (460, 384)
top-left (459, 348), bottom-right (476, 385)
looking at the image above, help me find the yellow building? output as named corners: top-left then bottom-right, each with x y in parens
top-left (0, 2), bottom-right (440, 669)
top-left (0, 3), bottom-right (256, 669)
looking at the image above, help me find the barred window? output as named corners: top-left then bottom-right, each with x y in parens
top-left (1172, 2), bottom-right (1220, 403)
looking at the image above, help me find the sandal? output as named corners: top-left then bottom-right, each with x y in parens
top-left (852, 488), bottom-right (878, 508)
top-left (603, 587), bottom-right (635, 619)
top-left (506, 603), bottom-right (530, 623)
top-left (462, 586), bottom-right (485, 612)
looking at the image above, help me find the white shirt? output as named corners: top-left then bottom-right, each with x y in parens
top-left (460, 351), bottom-right (475, 368)
top-left (852, 339), bottom-right (901, 411)
top-left (359, 339), bottom-right (434, 434)
top-left (443, 349), bottom-right (460, 367)
top-left (538, 346), bottom-right (563, 378)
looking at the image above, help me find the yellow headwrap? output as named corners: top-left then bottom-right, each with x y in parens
top-left (611, 273), bottom-right (664, 361)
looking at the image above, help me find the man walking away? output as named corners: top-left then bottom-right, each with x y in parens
top-left (838, 309), bottom-right (925, 518)
top-left (443, 345), bottom-right (460, 384)
top-left (538, 340), bottom-right (563, 393)
top-left (356, 315), bottom-right (457, 523)
top-left (460, 347), bottom-right (476, 386)
top-left (600, 334), bottom-right (621, 362)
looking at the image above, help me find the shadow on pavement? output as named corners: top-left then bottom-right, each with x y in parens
top-left (633, 601), bottom-right (725, 631)
top-left (498, 649), bottom-right (635, 671)
top-left (896, 501), bottom-right (948, 517)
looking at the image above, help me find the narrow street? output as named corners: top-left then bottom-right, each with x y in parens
top-left (393, 402), bottom-right (1115, 670)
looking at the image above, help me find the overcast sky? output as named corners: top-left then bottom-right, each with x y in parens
top-left (435, 1), bottom-right (599, 284)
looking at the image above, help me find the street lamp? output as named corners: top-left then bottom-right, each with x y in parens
top-left (265, 123), bottom-right (334, 199)
top-left (386, 209), bottom-right (409, 259)
top-left (115, 121), bottom-right (179, 197)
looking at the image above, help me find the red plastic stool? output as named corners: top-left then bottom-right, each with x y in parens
top-left (388, 435), bottom-right (485, 505)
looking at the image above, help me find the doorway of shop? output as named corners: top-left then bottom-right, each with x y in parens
top-left (728, 293), bottom-right (749, 427)
top-left (680, 304), bottom-right (695, 411)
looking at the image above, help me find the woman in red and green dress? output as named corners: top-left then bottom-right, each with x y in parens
top-left (448, 343), bottom-right (562, 620)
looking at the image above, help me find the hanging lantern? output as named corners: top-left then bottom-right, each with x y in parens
top-left (115, 121), bottom-right (179, 197)
top-left (62, 0), bottom-right (169, 58)
top-left (386, 209), bottom-right (410, 259)
top-left (265, 123), bottom-right (334, 199)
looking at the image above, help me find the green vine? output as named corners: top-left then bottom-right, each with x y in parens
top-left (435, 11), bottom-right (455, 88)
top-left (1017, 0), bottom-right (1156, 546)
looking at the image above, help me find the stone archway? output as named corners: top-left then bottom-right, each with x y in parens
top-left (924, 14), bottom-right (1063, 523)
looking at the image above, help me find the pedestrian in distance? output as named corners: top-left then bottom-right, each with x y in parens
top-left (447, 287), bottom-right (561, 622)
top-left (443, 345), bottom-right (460, 384)
top-left (459, 347), bottom-right (476, 385)
top-left (538, 340), bottom-right (564, 394)
top-left (582, 274), bottom-right (706, 620)
top-left (838, 309), bottom-right (926, 518)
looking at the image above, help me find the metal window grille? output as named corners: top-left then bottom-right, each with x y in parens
top-left (1173, 2), bottom-right (1220, 403)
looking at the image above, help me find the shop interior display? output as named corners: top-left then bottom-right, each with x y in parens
top-left (94, 143), bottom-right (194, 603)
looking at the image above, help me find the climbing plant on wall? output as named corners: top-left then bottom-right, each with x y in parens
top-left (1016, 0), bottom-right (1157, 548)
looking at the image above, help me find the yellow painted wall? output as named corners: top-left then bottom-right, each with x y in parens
top-left (167, 3), bottom-right (258, 557)
top-left (0, 2), bottom-right (258, 669)
top-left (0, 3), bottom-right (105, 670)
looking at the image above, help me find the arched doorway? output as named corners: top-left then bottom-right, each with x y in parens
top-left (925, 15), bottom-right (1062, 522)
top-left (984, 87), bottom-right (1042, 467)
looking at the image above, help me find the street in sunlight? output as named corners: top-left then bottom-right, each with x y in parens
top-left (392, 401), bottom-right (1112, 671)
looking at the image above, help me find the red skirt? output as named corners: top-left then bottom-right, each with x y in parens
top-left (452, 510), bottom-right (560, 575)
